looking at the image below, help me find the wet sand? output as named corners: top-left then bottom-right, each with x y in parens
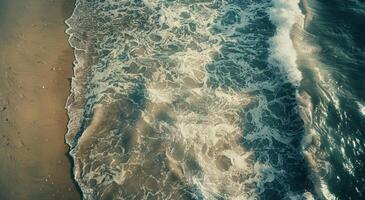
top-left (0, 0), bottom-right (80, 199)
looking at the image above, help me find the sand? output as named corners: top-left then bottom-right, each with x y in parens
top-left (0, 0), bottom-right (80, 199)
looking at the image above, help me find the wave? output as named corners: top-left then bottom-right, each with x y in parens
top-left (64, 0), bottom-right (324, 199)
top-left (291, 0), bottom-right (365, 199)
top-left (268, 0), bottom-right (304, 87)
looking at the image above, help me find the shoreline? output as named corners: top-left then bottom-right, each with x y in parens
top-left (64, 0), bottom-right (84, 198)
top-left (0, 0), bottom-right (80, 199)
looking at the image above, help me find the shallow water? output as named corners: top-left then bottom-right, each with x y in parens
top-left (65, 0), bottom-right (365, 199)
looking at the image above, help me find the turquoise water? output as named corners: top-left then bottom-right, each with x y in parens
top-left (65, 0), bottom-right (365, 199)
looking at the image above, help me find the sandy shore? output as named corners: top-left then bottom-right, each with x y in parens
top-left (0, 0), bottom-right (80, 199)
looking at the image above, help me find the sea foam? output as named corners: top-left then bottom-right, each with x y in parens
top-left (268, 0), bottom-right (304, 86)
top-left (65, 0), bottom-right (317, 199)
top-left (358, 102), bottom-right (365, 116)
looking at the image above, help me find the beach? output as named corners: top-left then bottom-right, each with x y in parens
top-left (1, 0), bottom-right (365, 199)
top-left (0, 0), bottom-right (80, 199)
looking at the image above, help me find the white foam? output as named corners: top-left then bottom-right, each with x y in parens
top-left (320, 179), bottom-right (337, 200)
top-left (137, 2), bottom-right (272, 199)
top-left (358, 102), bottom-right (365, 116)
top-left (286, 191), bottom-right (315, 200)
top-left (66, 0), bottom-right (321, 199)
top-left (268, 0), bottom-right (305, 86)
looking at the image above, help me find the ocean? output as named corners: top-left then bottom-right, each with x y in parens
top-left (64, 0), bottom-right (365, 199)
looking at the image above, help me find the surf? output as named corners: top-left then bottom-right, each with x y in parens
top-left (64, 0), bottom-right (331, 199)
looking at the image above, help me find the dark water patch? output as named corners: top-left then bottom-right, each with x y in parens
top-left (308, 0), bottom-right (365, 100)
top-left (297, 0), bottom-right (365, 199)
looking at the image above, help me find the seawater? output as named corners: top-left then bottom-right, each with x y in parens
top-left (293, 0), bottom-right (365, 199)
top-left (65, 0), bottom-right (365, 199)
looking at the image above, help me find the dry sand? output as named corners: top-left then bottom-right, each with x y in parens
top-left (0, 0), bottom-right (80, 199)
